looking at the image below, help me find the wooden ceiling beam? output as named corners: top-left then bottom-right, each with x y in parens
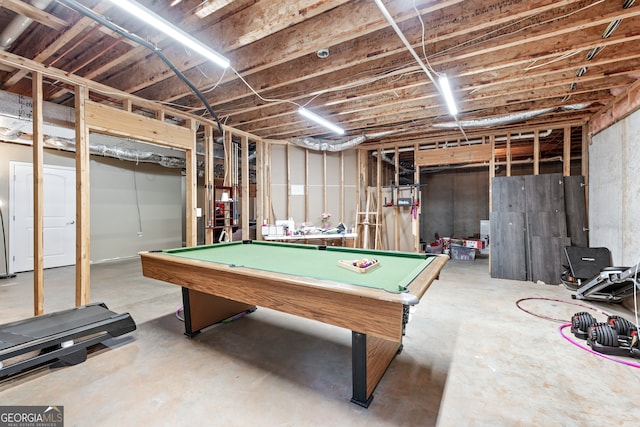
top-left (200, 4), bottom-right (640, 121)
top-left (139, 0), bottom-right (583, 108)
top-left (0, 0), bottom-right (67, 31)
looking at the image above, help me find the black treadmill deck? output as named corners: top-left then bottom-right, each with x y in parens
top-left (1, 302), bottom-right (136, 378)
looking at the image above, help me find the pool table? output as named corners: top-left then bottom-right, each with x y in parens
top-left (140, 240), bottom-right (447, 407)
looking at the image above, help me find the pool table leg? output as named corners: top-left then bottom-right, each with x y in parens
top-left (351, 331), bottom-right (403, 408)
top-left (182, 288), bottom-right (256, 337)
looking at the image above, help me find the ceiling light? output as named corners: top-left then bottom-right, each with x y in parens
top-left (374, 0), bottom-right (460, 119)
top-left (107, 0), bottom-right (229, 68)
top-left (195, 0), bottom-right (235, 18)
top-left (439, 75), bottom-right (458, 116)
top-left (298, 107), bottom-right (345, 135)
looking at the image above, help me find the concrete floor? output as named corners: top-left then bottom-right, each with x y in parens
top-left (1, 256), bottom-right (639, 426)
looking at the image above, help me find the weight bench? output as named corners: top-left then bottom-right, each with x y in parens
top-left (562, 246), bottom-right (639, 303)
top-left (1, 302), bottom-right (136, 378)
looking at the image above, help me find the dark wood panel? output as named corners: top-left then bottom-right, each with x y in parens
top-left (525, 174), bottom-right (565, 212)
top-left (490, 211), bottom-right (527, 280)
top-left (492, 176), bottom-right (526, 212)
top-left (527, 210), bottom-right (567, 238)
top-left (563, 175), bottom-right (588, 247)
top-left (529, 236), bottom-right (572, 284)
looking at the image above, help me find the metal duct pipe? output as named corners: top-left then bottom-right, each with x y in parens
top-left (433, 103), bottom-right (590, 129)
top-left (0, 0), bottom-right (53, 51)
top-left (288, 129), bottom-right (404, 152)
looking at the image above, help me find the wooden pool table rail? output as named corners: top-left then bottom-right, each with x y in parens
top-left (140, 248), bottom-right (447, 407)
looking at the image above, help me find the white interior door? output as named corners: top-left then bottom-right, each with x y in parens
top-left (10, 162), bottom-right (76, 273)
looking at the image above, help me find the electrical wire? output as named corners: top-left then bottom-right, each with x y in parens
top-left (56, 0), bottom-right (225, 136)
top-left (412, 0), bottom-right (440, 78)
top-left (515, 297), bottom-right (609, 323)
top-left (559, 324), bottom-right (640, 369)
top-left (634, 263), bottom-right (639, 334)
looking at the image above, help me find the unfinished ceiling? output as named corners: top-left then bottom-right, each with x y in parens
top-left (0, 0), bottom-right (639, 154)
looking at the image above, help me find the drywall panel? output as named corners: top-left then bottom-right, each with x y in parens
top-left (269, 144), bottom-right (288, 221)
top-left (343, 150), bottom-right (357, 186)
top-left (397, 187), bottom-right (417, 252)
top-left (342, 150), bottom-right (358, 228)
top-left (0, 142), bottom-right (182, 263)
top-left (344, 185), bottom-right (357, 229)
top-left (90, 157), bottom-right (181, 261)
top-left (325, 152), bottom-right (341, 223)
top-left (288, 146), bottom-right (306, 223)
top-left (289, 146), bottom-right (305, 184)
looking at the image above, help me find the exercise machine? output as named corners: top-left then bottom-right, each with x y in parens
top-left (1, 302), bottom-right (136, 378)
top-left (562, 246), bottom-right (639, 303)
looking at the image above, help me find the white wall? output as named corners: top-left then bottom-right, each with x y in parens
top-left (269, 144), bottom-right (357, 229)
top-left (589, 108), bottom-right (640, 266)
top-left (0, 140), bottom-right (182, 267)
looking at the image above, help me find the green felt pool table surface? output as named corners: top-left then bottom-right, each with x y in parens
top-left (164, 240), bottom-right (437, 293)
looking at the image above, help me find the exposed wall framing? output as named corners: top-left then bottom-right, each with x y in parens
top-left (0, 50), bottom-right (262, 314)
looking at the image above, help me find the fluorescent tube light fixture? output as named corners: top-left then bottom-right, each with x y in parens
top-left (195, 0), bottom-right (235, 18)
top-left (439, 75), bottom-right (458, 116)
top-left (107, 0), bottom-right (229, 69)
top-left (298, 107), bottom-right (345, 135)
top-left (374, 0), bottom-right (460, 119)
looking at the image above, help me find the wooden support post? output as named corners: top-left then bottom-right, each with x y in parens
top-left (489, 135), bottom-right (496, 274)
top-left (304, 149), bottom-right (309, 223)
top-left (563, 126), bottom-right (571, 176)
top-left (286, 143), bottom-right (290, 219)
top-left (265, 142), bottom-right (274, 223)
top-left (582, 124), bottom-right (589, 231)
top-left (255, 138), bottom-right (264, 240)
top-left (224, 130), bottom-right (232, 186)
top-left (204, 125), bottom-right (214, 245)
top-left (32, 72), bottom-right (44, 315)
top-left (340, 152), bottom-right (345, 222)
top-left (376, 148), bottom-right (382, 250)
top-left (241, 135), bottom-right (249, 240)
top-left (75, 85), bottom-right (91, 307)
top-left (489, 135), bottom-right (496, 213)
top-left (185, 120), bottom-right (198, 247)
top-left (323, 151), bottom-right (327, 215)
top-left (413, 143), bottom-right (420, 253)
top-left (394, 146), bottom-right (399, 251)
top-left (356, 150), bottom-right (362, 225)
top-left (533, 129), bottom-right (540, 175)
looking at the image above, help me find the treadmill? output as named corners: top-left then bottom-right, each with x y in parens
top-left (1, 302), bottom-right (136, 378)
